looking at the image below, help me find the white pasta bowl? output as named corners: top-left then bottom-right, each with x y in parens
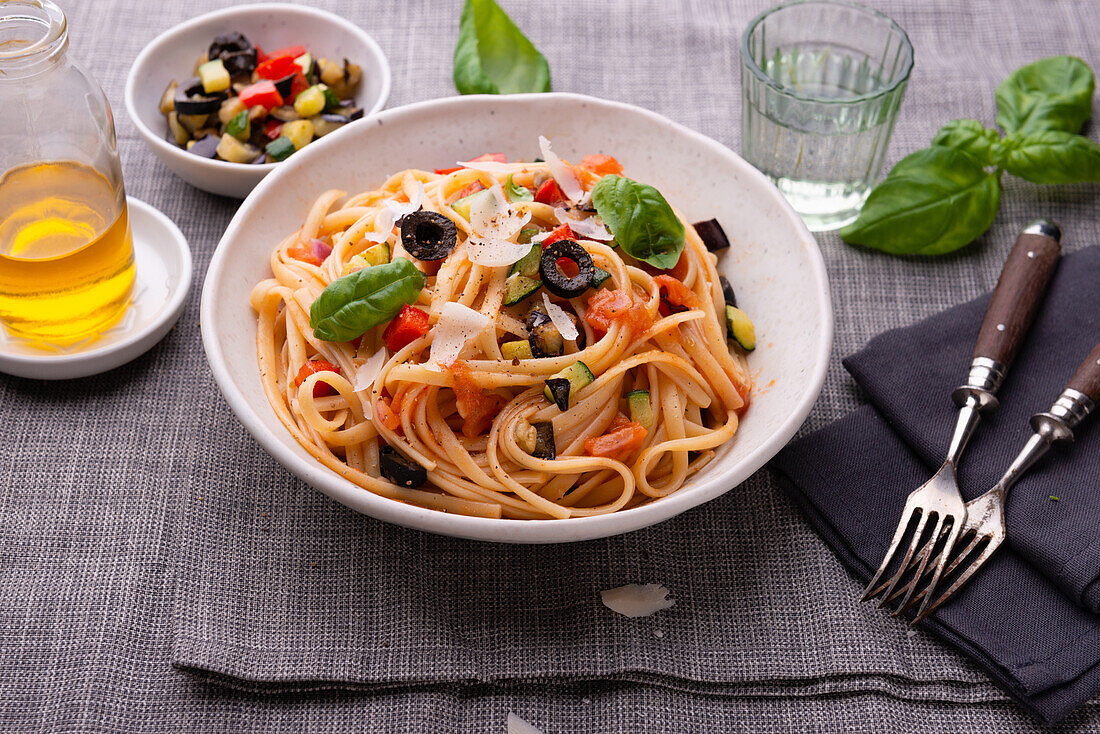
top-left (124, 3), bottom-right (390, 199)
top-left (201, 93), bottom-right (832, 543)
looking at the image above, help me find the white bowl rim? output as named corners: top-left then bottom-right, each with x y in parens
top-left (201, 92), bottom-right (833, 543)
top-left (123, 2), bottom-right (392, 175)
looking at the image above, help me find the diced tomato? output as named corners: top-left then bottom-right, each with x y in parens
top-left (654, 274), bottom-right (701, 311)
top-left (556, 257), bottom-right (579, 278)
top-left (382, 305), bottom-right (430, 352)
top-left (580, 154), bottom-right (623, 176)
top-left (449, 362), bottom-right (503, 439)
top-left (584, 418), bottom-right (648, 461)
top-left (539, 223), bottom-right (575, 249)
top-left (534, 179), bottom-right (566, 206)
top-left (584, 288), bottom-right (654, 334)
top-left (294, 360), bottom-right (341, 398)
top-left (287, 238), bottom-right (332, 266)
top-left (453, 180), bottom-right (485, 201)
top-left (238, 80), bottom-right (283, 110)
top-left (469, 152), bottom-right (507, 163)
top-left (375, 394), bottom-right (402, 431)
top-left (255, 54), bottom-right (299, 80)
top-left (434, 166), bottom-right (463, 175)
top-left (263, 118), bottom-right (284, 139)
top-left (265, 44), bottom-right (307, 62)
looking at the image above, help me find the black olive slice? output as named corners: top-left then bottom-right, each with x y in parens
top-left (693, 218), bottom-right (730, 252)
top-left (187, 134), bottom-right (220, 159)
top-left (400, 210), bottom-right (457, 261)
top-left (719, 275), bottom-right (737, 308)
top-left (273, 73), bottom-right (297, 98)
top-left (539, 240), bottom-right (594, 299)
top-left (208, 31), bottom-right (253, 60)
top-left (544, 378), bottom-right (571, 412)
top-left (221, 49), bottom-right (257, 77)
top-left (531, 421), bottom-right (556, 459)
top-left (174, 77), bottom-right (226, 115)
top-left (379, 445), bottom-right (427, 488)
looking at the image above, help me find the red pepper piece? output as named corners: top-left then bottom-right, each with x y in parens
top-left (539, 223), bottom-right (575, 249)
top-left (263, 118), bottom-right (284, 140)
top-left (255, 54), bottom-right (299, 80)
top-left (294, 360), bottom-right (341, 397)
top-left (265, 45), bottom-right (307, 62)
top-left (434, 167), bottom-right (463, 175)
top-left (238, 80), bottom-right (283, 110)
top-left (534, 179), bottom-right (566, 206)
top-left (382, 305), bottom-right (430, 352)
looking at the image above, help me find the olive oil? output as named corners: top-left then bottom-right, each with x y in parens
top-left (0, 161), bottom-right (135, 346)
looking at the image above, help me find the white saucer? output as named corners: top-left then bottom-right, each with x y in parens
top-left (0, 197), bottom-right (192, 380)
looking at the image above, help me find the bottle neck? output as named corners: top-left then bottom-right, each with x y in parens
top-left (0, 0), bottom-right (68, 81)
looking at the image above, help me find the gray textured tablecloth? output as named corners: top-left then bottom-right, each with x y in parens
top-left (2, 0), bottom-right (1099, 731)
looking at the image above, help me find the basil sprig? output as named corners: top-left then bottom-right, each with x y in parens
top-left (592, 174), bottom-right (686, 270)
top-left (310, 258), bottom-right (426, 342)
top-left (453, 0), bottom-right (551, 95)
top-left (505, 174), bottom-right (533, 202)
top-left (841, 56), bottom-right (1100, 256)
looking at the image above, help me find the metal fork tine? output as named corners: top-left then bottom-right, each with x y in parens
top-left (861, 504), bottom-right (922, 602)
top-left (881, 526), bottom-right (968, 608)
top-left (876, 509), bottom-right (933, 607)
top-left (912, 535), bottom-right (1000, 624)
top-left (908, 520), bottom-right (964, 620)
top-left (888, 513), bottom-right (951, 615)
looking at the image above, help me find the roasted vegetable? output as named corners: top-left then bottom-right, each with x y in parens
top-left (626, 389), bottom-right (654, 429)
top-left (158, 81), bottom-right (177, 114)
top-left (726, 305), bottom-right (756, 351)
top-left (379, 445), bottom-right (427, 488)
top-left (215, 133), bottom-right (260, 164)
top-left (542, 361), bottom-right (595, 410)
top-left (719, 275), bottom-right (737, 308)
top-left (527, 310), bottom-right (563, 358)
top-left (501, 340), bottom-right (533, 361)
top-left (516, 420), bottom-right (557, 459)
top-left (198, 58), bottom-right (231, 94)
top-left (503, 274), bottom-right (541, 306)
top-left (174, 77), bottom-right (225, 115)
top-left (186, 134), bottom-right (220, 158)
top-left (264, 136), bottom-right (295, 162)
top-left (692, 218), bottom-right (730, 252)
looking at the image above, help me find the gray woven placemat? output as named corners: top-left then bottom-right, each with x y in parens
top-left (1, 0), bottom-right (1099, 731)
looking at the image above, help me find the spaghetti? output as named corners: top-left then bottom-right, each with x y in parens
top-left (250, 139), bottom-right (753, 520)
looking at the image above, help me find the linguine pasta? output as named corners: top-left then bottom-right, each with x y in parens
top-left (250, 144), bottom-right (752, 520)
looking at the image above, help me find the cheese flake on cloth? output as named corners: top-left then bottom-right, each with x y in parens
top-left (466, 183), bottom-right (533, 266)
top-left (600, 583), bottom-right (675, 618)
top-left (538, 135), bottom-right (585, 203)
top-left (507, 713), bottom-right (544, 734)
top-left (428, 302), bottom-right (490, 368)
top-left (554, 207), bottom-right (613, 241)
top-left (542, 293), bottom-right (579, 341)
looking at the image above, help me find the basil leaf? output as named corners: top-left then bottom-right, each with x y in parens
top-left (1002, 130), bottom-right (1100, 184)
top-left (839, 146), bottom-right (1001, 256)
top-left (931, 119), bottom-right (1001, 166)
top-left (505, 174), bottom-right (533, 202)
top-left (592, 175), bottom-right (685, 269)
top-left (310, 257), bottom-right (426, 342)
top-left (995, 56), bottom-right (1095, 135)
top-left (453, 0), bottom-right (551, 95)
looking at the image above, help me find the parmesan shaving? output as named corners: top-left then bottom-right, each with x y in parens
top-left (466, 183), bottom-right (533, 266)
top-left (538, 135), bottom-right (585, 203)
top-left (600, 584), bottom-right (675, 618)
top-left (554, 207), bottom-right (613, 241)
top-left (530, 231), bottom-right (551, 244)
top-left (353, 348), bottom-right (389, 393)
top-left (428, 302), bottom-right (490, 368)
top-left (383, 180), bottom-right (425, 219)
top-left (507, 713), bottom-right (543, 734)
top-left (542, 293), bottom-right (579, 341)
top-left (362, 206), bottom-right (394, 244)
top-left (457, 159), bottom-right (517, 175)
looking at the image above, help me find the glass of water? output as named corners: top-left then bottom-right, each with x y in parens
top-left (740, 0), bottom-right (913, 231)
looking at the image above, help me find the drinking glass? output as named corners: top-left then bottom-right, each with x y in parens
top-left (0, 0), bottom-right (135, 347)
top-left (740, 0), bottom-right (913, 231)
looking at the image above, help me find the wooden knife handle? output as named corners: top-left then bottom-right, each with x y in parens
top-left (973, 222), bottom-right (1061, 367)
top-left (1067, 341), bottom-right (1100, 402)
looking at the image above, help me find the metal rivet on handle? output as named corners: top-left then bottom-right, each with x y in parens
top-left (1027, 251), bottom-right (1036, 259)
top-left (997, 324), bottom-right (1006, 332)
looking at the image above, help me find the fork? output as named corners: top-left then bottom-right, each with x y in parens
top-left (861, 221), bottom-right (1062, 619)
top-left (887, 340), bottom-right (1100, 623)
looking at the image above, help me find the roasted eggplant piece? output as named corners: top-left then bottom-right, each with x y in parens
top-left (515, 419), bottom-right (556, 459)
top-left (158, 81), bottom-right (177, 115)
top-left (719, 275), bottom-right (737, 308)
top-left (269, 105), bottom-right (301, 122)
top-left (186, 134), bottom-right (220, 158)
top-left (174, 77), bottom-right (226, 115)
top-left (692, 218), bottom-right (730, 252)
top-left (273, 73), bottom-right (297, 98)
top-left (379, 445), bottom-right (427, 488)
top-left (527, 310), bottom-right (564, 358)
top-left (539, 240), bottom-right (595, 299)
top-left (400, 210), bottom-right (458, 261)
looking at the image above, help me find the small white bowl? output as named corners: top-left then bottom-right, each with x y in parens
top-left (0, 197), bottom-right (192, 380)
top-left (124, 3), bottom-right (390, 199)
top-left (202, 93), bottom-right (833, 543)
